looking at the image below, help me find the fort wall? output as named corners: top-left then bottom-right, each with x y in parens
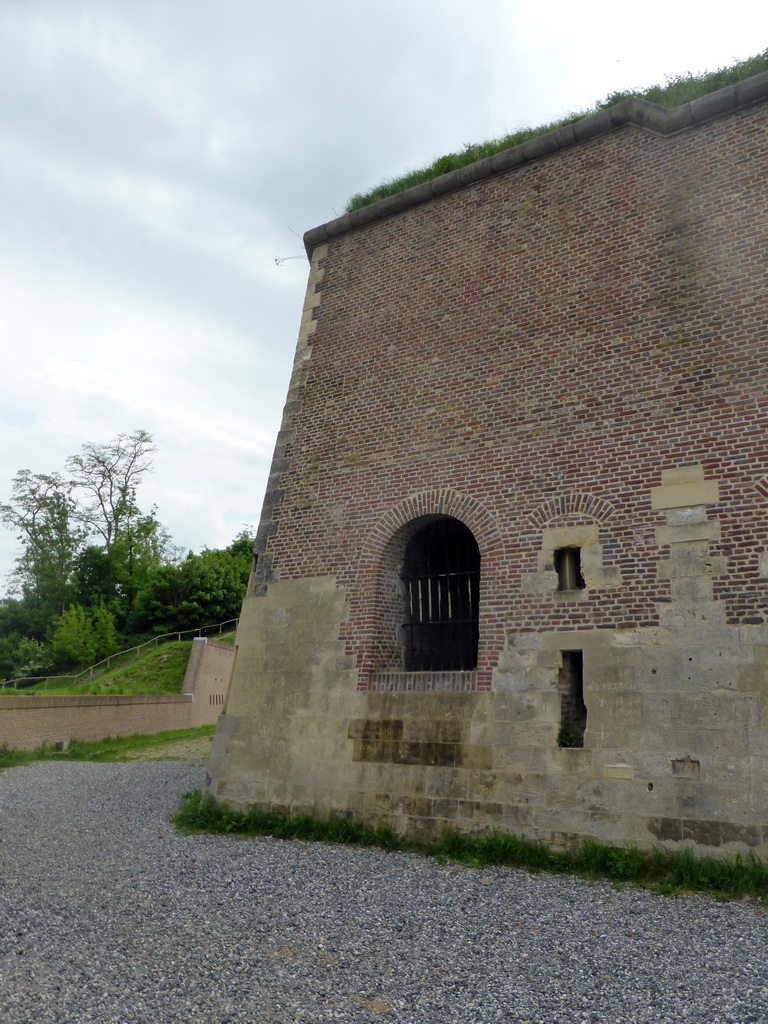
top-left (209, 74), bottom-right (768, 855)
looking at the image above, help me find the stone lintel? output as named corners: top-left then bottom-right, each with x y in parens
top-left (661, 464), bottom-right (704, 486)
top-left (657, 555), bottom-right (725, 580)
top-left (651, 480), bottom-right (719, 510)
top-left (520, 571), bottom-right (559, 596)
top-left (658, 602), bottom-right (726, 628)
top-left (541, 524), bottom-right (599, 548)
top-left (656, 521), bottom-right (720, 545)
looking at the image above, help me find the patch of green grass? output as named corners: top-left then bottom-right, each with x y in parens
top-left (0, 675), bottom-right (80, 694)
top-left (174, 791), bottom-right (768, 900)
top-left (0, 746), bottom-right (37, 770)
top-left (346, 50), bottom-right (768, 213)
top-left (174, 790), bottom-right (403, 848)
top-left (0, 725), bottom-right (215, 769)
top-left (11, 641), bottom-right (192, 696)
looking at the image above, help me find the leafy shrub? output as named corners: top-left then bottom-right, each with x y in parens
top-left (557, 721), bottom-right (584, 748)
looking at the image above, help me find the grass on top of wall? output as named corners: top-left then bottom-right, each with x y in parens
top-left (174, 790), bottom-right (768, 901)
top-left (0, 725), bottom-right (215, 770)
top-left (346, 50), bottom-right (768, 213)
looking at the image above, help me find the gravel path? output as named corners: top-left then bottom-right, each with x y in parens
top-left (1, 761), bottom-right (767, 1024)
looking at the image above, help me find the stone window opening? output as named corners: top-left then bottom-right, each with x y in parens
top-left (555, 547), bottom-right (585, 591)
top-left (557, 650), bottom-right (586, 748)
top-left (521, 522), bottom-right (620, 599)
top-left (401, 517), bottom-right (480, 671)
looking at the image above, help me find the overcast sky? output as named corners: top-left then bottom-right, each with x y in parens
top-left (0, 0), bottom-right (766, 589)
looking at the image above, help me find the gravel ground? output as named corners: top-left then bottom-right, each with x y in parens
top-left (1, 761), bottom-right (767, 1024)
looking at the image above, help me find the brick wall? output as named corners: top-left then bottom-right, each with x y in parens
top-left (273, 101), bottom-right (768, 674)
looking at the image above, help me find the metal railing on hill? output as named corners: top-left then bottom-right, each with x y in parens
top-left (0, 618), bottom-right (239, 691)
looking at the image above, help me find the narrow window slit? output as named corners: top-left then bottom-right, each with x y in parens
top-left (558, 650), bottom-right (586, 747)
top-left (555, 547), bottom-right (585, 591)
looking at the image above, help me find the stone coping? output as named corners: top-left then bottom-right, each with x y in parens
top-left (0, 693), bottom-right (192, 709)
top-left (304, 70), bottom-right (768, 255)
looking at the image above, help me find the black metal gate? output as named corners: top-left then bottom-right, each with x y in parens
top-left (401, 518), bottom-right (480, 671)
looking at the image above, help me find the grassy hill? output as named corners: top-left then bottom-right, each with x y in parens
top-left (2, 641), bottom-right (193, 696)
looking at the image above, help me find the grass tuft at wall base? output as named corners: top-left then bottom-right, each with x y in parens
top-left (173, 790), bottom-right (768, 901)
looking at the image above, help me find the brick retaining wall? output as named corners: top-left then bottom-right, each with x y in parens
top-left (0, 638), bottom-right (235, 751)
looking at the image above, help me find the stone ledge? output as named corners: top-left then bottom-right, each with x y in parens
top-left (303, 71), bottom-right (768, 254)
top-left (370, 670), bottom-right (477, 692)
top-left (0, 693), bottom-right (191, 709)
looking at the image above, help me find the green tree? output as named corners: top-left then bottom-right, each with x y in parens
top-left (68, 430), bottom-right (164, 620)
top-left (0, 471), bottom-right (86, 631)
top-left (0, 632), bottom-right (48, 679)
top-left (91, 603), bottom-right (119, 661)
top-left (0, 632), bottom-right (26, 678)
top-left (67, 429), bottom-right (155, 556)
top-left (15, 636), bottom-right (49, 676)
top-left (0, 432), bottom-right (244, 652)
top-left (0, 430), bottom-right (163, 642)
top-left (73, 515), bottom-right (170, 626)
top-left (50, 604), bottom-right (96, 669)
top-left (72, 545), bottom-right (118, 610)
top-left (0, 597), bottom-right (37, 639)
top-left (109, 509), bottom-right (170, 607)
top-left (130, 532), bottom-right (252, 634)
top-left (50, 603), bottom-right (119, 672)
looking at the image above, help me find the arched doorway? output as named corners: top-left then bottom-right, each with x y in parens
top-left (401, 517), bottom-right (480, 671)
